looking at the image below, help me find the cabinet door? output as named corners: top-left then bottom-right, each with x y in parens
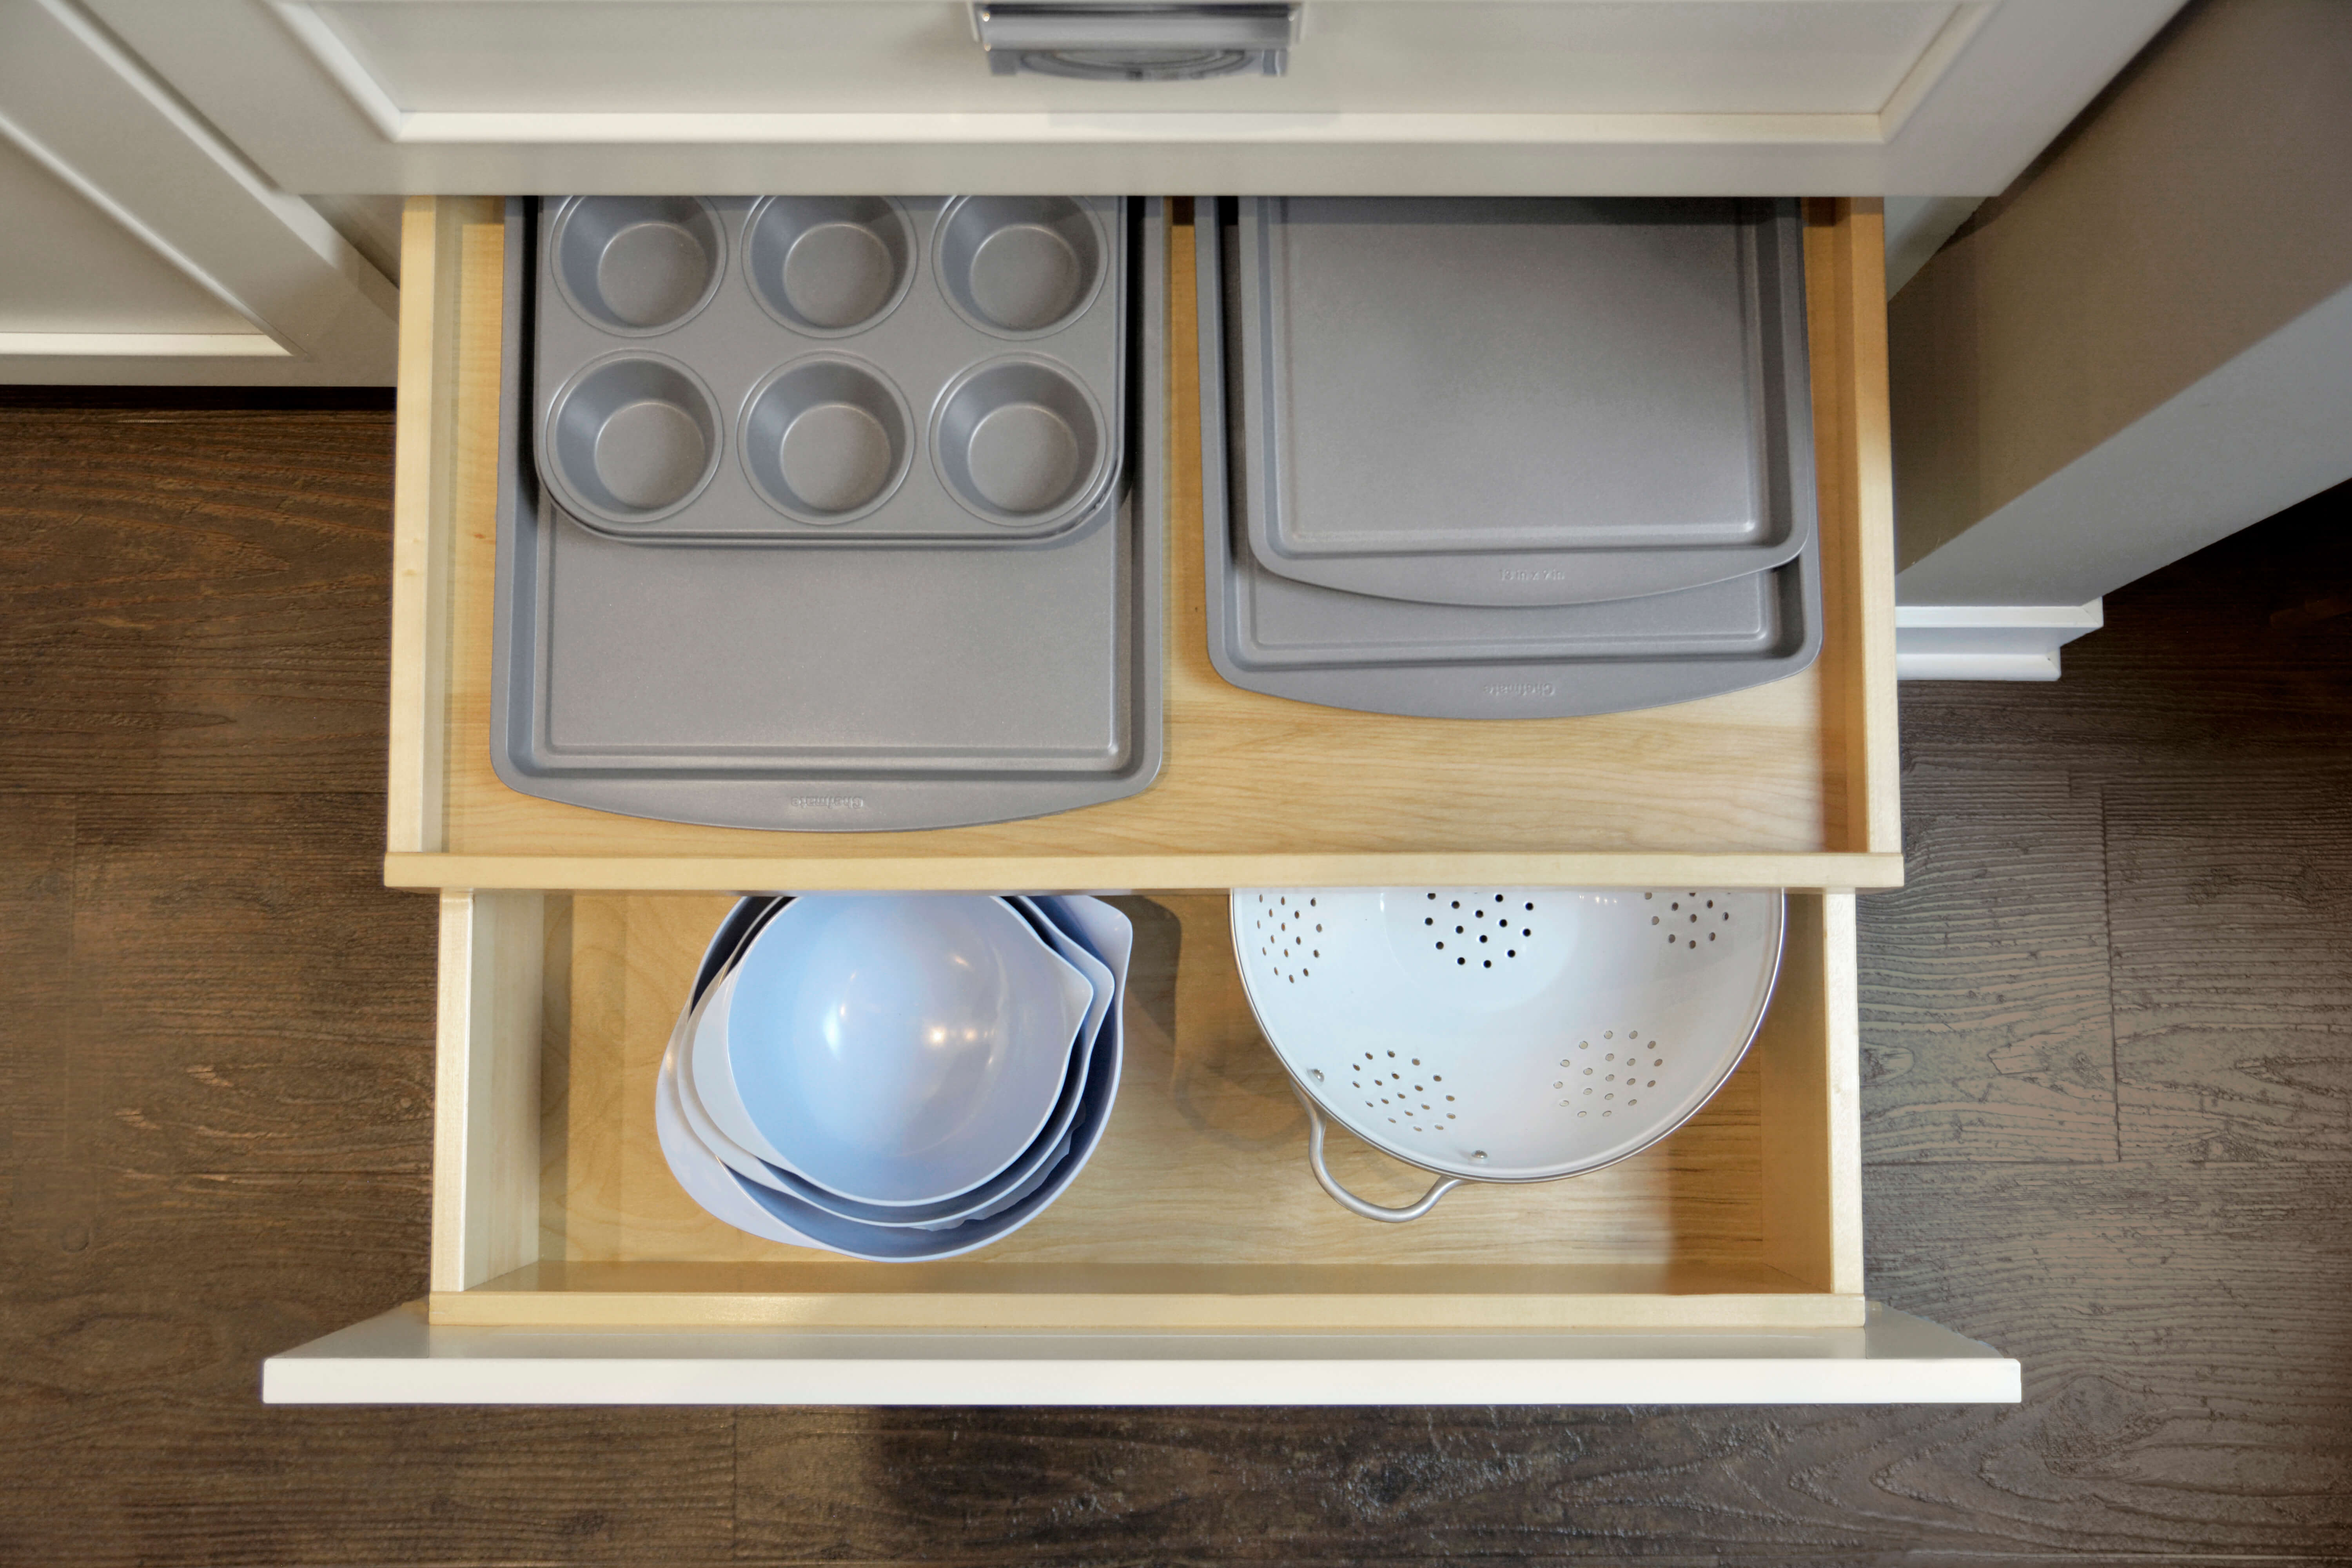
top-left (264, 1301), bottom-right (2020, 1405)
top-left (88, 0), bottom-right (2181, 195)
top-left (0, 0), bottom-right (394, 384)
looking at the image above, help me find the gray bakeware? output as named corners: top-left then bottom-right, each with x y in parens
top-left (1234, 196), bottom-right (1816, 608)
top-left (490, 198), bottom-right (1164, 833)
top-left (1197, 200), bottom-right (1821, 722)
top-left (535, 194), bottom-right (1125, 544)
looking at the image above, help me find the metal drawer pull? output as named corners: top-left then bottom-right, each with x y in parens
top-left (971, 3), bottom-right (1300, 79)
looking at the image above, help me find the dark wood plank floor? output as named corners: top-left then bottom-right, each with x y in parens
top-left (2, 392), bottom-right (2346, 1566)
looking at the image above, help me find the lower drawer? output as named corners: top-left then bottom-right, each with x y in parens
top-left (266, 890), bottom-right (2018, 1403)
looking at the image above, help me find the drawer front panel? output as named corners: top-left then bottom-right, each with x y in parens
top-left (94, 2), bottom-right (2181, 195)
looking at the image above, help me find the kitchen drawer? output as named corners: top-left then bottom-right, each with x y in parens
top-left (384, 196), bottom-right (1900, 895)
top-left (263, 889), bottom-right (2019, 1404)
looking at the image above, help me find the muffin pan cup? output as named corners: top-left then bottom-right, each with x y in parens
top-left (1233, 196), bottom-right (1816, 608)
top-left (538, 351), bottom-right (726, 528)
top-left (1197, 201), bottom-right (1822, 721)
top-left (493, 198), bottom-right (1166, 833)
top-left (533, 194), bottom-right (1125, 544)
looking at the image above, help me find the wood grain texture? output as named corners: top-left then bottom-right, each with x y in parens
top-left (1857, 761), bottom-right (2120, 1163)
top-left (0, 390), bottom-right (739, 1567)
top-left (6, 330), bottom-right (2352, 1566)
top-left (0, 402), bottom-right (396, 795)
top-left (383, 200), bottom-right (1901, 891)
top-left (456, 891), bottom-right (1840, 1331)
top-left (2105, 765), bottom-right (2352, 1163)
top-left (0, 795), bottom-right (73, 1172)
top-left (67, 791), bottom-right (436, 1176)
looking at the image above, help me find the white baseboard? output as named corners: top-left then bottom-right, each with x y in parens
top-left (1894, 601), bottom-right (2104, 681)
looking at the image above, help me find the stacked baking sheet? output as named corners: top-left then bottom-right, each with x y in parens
top-left (1196, 197), bottom-right (1824, 720)
top-left (492, 196), bottom-right (1165, 832)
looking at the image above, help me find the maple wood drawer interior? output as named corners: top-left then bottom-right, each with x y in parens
top-left (382, 198), bottom-right (1901, 896)
top-left (424, 889), bottom-right (1862, 1335)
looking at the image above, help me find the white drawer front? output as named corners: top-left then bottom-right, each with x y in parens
top-left (265, 1301), bottom-right (2020, 1405)
top-left (90, 0), bottom-right (2180, 194)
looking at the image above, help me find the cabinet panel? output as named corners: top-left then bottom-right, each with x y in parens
top-left (89, 0), bottom-right (2182, 195)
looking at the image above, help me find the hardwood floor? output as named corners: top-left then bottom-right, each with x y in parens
top-left (1, 393), bottom-right (2346, 1565)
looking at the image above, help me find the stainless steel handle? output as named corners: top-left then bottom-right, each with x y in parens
top-left (972, 4), bottom-right (1298, 78)
top-left (1294, 1085), bottom-right (1462, 1224)
top-left (974, 4), bottom-right (1298, 53)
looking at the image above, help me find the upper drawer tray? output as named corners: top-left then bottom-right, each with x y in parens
top-left (385, 197), bottom-right (1900, 894)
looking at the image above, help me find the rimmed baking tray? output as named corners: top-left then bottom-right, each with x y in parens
top-left (1233, 196), bottom-right (1815, 608)
top-left (489, 198), bottom-right (1164, 833)
top-left (1199, 199), bottom-right (1820, 721)
top-left (534, 194), bottom-right (1126, 545)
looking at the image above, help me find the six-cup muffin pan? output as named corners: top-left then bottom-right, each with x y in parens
top-left (533, 194), bottom-right (1126, 544)
top-left (492, 198), bottom-right (1167, 834)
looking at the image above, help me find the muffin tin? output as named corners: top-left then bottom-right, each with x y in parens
top-left (1197, 200), bottom-right (1823, 721)
top-left (492, 198), bottom-right (1166, 833)
top-left (533, 194), bottom-right (1125, 543)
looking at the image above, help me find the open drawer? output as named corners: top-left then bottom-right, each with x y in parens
top-left (264, 891), bottom-right (2017, 1403)
top-left (384, 196), bottom-right (1900, 894)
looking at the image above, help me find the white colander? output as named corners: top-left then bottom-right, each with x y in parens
top-left (1232, 887), bottom-right (1785, 1221)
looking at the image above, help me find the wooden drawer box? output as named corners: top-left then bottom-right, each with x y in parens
top-left (382, 196), bottom-right (1900, 895)
top-left (259, 195), bottom-right (2016, 1403)
top-left (265, 890), bottom-right (2016, 1403)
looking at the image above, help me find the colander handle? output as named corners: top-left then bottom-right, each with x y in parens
top-left (1294, 1087), bottom-right (1463, 1223)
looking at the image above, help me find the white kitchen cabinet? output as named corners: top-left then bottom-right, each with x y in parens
top-left (0, 0), bottom-right (396, 383)
top-left (87, 0), bottom-right (2181, 196)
